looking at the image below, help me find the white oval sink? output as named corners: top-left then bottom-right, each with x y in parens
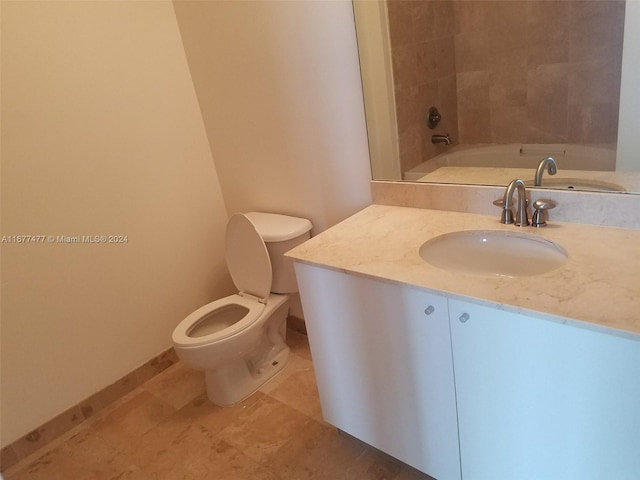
top-left (526, 178), bottom-right (625, 192)
top-left (419, 230), bottom-right (568, 277)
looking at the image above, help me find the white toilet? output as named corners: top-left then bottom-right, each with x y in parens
top-left (172, 212), bottom-right (312, 406)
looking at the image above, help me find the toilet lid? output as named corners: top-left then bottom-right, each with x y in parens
top-left (225, 213), bottom-right (272, 301)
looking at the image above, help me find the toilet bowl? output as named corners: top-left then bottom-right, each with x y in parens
top-left (172, 212), bottom-right (312, 406)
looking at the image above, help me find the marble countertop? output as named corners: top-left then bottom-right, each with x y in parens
top-left (287, 205), bottom-right (640, 340)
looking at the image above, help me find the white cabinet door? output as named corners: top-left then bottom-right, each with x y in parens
top-left (449, 298), bottom-right (640, 480)
top-left (295, 263), bottom-right (461, 480)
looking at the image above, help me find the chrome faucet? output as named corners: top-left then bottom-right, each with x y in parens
top-left (502, 179), bottom-right (529, 226)
top-left (431, 134), bottom-right (451, 145)
top-left (534, 157), bottom-right (558, 186)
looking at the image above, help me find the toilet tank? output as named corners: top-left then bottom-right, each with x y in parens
top-left (244, 212), bottom-right (312, 294)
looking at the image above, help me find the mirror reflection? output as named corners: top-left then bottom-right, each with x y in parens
top-left (355, 0), bottom-right (640, 193)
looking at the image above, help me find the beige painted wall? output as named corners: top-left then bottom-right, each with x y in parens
top-left (172, 0), bottom-right (372, 234)
top-left (1, 1), bottom-right (233, 446)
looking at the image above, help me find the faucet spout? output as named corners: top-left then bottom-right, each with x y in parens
top-left (534, 157), bottom-right (558, 186)
top-left (502, 179), bottom-right (529, 226)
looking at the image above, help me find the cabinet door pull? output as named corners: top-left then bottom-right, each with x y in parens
top-left (459, 313), bottom-right (470, 323)
top-left (424, 305), bottom-right (435, 315)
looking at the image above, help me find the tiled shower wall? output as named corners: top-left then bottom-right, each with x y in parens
top-left (387, 0), bottom-right (625, 174)
top-left (387, 0), bottom-right (459, 173)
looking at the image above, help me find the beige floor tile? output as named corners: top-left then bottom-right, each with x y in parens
top-left (393, 465), bottom-right (437, 480)
top-left (123, 406), bottom-right (280, 480)
top-left (265, 420), bottom-right (367, 480)
top-left (125, 415), bottom-right (217, 479)
top-left (216, 394), bottom-right (313, 465)
top-left (259, 350), bottom-right (314, 395)
top-left (267, 365), bottom-right (324, 422)
top-left (190, 439), bottom-right (281, 480)
top-left (91, 390), bottom-right (175, 451)
top-left (2, 469), bottom-right (32, 480)
top-left (345, 447), bottom-right (407, 480)
top-left (176, 391), bottom-right (266, 436)
top-left (17, 445), bottom-right (78, 480)
top-left (142, 361), bottom-right (206, 410)
top-left (3, 330), bottom-right (440, 480)
top-left (15, 430), bottom-right (149, 480)
top-left (286, 329), bottom-right (314, 361)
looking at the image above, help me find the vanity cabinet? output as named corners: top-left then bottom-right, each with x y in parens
top-left (294, 262), bottom-right (640, 480)
top-left (449, 299), bottom-right (640, 480)
top-left (294, 263), bottom-right (461, 480)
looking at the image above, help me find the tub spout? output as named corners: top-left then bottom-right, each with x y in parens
top-left (534, 157), bottom-right (558, 186)
top-left (431, 134), bottom-right (451, 145)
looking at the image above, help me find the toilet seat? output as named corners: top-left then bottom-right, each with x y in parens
top-left (225, 213), bottom-right (272, 301)
top-left (172, 294), bottom-right (266, 347)
top-left (173, 214), bottom-right (274, 349)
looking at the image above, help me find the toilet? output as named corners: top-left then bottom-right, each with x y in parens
top-left (172, 212), bottom-right (312, 406)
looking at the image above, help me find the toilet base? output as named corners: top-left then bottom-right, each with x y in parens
top-left (205, 345), bottom-right (290, 406)
top-left (203, 300), bottom-right (291, 406)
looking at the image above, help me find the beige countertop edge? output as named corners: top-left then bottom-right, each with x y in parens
top-left (286, 205), bottom-right (640, 343)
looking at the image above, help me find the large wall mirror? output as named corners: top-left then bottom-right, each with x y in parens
top-left (354, 0), bottom-right (640, 194)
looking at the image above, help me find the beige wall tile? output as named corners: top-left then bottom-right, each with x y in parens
top-left (388, 0), bottom-right (622, 170)
top-left (413, 0), bottom-right (436, 43)
top-left (526, 1), bottom-right (570, 65)
top-left (527, 105), bottom-right (568, 143)
top-left (434, 37), bottom-right (456, 78)
top-left (453, 0), bottom-right (490, 35)
top-left (458, 109), bottom-right (492, 144)
top-left (490, 69), bottom-right (527, 108)
top-left (569, 0), bottom-right (625, 63)
top-left (391, 44), bottom-right (418, 92)
top-left (568, 105), bottom-right (619, 144)
top-left (386, 0), bottom-right (416, 48)
top-left (454, 30), bottom-right (490, 73)
top-left (491, 107), bottom-right (528, 143)
top-left (457, 71), bottom-right (491, 110)
top-left (416, 42), bottom-right (438, 82)
top-left (568, 59), bottom-right (623, 106)
top-left (398, 125), bottom-right (422, 159)
top-left (488, 1), bottom-right (527, 55)
top-left (527, 64), bottom-right (569, 106)
top-left (438, 74), bottom-right (458, 111)
top-left (432, 0), bottom-right (455, 40)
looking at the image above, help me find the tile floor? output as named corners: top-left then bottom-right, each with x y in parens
top-left (3, 330), bottom-right (434, 480)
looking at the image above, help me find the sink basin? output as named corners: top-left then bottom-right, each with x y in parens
top-left (419, 230), bottom-right (567, 277)
top-left (526, 178), bottom-right (625, 192)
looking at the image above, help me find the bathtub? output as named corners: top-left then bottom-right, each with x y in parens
top-left (404, 144), bottom-right (617, 181)
top-left (403, 143), bottom-right (637, 192)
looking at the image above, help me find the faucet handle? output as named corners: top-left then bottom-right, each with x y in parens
top-left (532, 199), bottom-right (557, 228)
top-left (533, 199), bottom-right (556, 210)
